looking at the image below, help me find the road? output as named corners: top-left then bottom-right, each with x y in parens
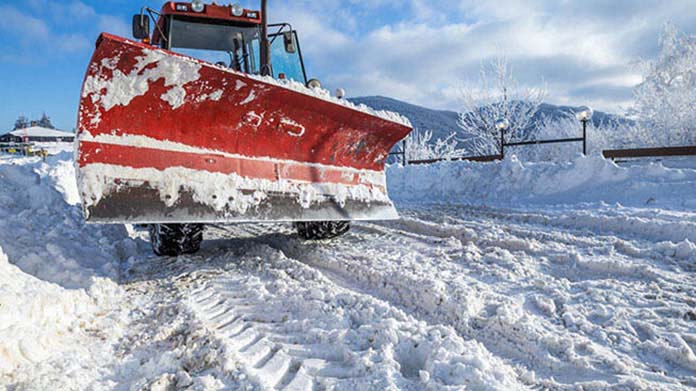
top-left (117, 205), bottom-right (696, 390)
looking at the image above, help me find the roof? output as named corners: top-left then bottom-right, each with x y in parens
top-left (5, 127), bottom-right (74, 138)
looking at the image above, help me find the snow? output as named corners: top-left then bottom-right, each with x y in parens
top-left (2, 150), bottom-right (696, 390)
top-left (245, 73), bottom-right (412, 127)
top-left (34, 141), bottom-right (74, 156)
top-left (83, 43), bottom-right (411, 128)
top-left (0, 153), bottom-right (134, 389)
top-left (83, 48), bottom-right (202, 112)
top-left (6, 126), bottom-right (75, 139)
top-left (388, 154), bottom-right (696, 210)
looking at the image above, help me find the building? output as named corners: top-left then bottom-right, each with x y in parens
top-left (0, 126), bottom-right (75, 143)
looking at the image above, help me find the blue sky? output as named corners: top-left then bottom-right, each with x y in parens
top-left (1, 0), bottom-right (695, 131)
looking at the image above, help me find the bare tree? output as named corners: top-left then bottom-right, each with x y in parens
top-left (458, 57), bottom-right (547, 155)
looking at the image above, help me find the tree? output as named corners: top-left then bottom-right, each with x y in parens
top-left (405, 129), bottom-right (467, 161)
top-left (458, 57), bottom-right (547, 156)
top-left (13, 115), bottom-right (29, 130)
top-left (37, 113), bottom-right (55, 129)
top-left (631, 24), bottom-right (696, 146)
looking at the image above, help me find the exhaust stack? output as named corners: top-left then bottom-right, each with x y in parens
top-left (259, 0), bottom-right (271, 76)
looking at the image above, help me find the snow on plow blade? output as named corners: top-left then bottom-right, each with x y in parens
top-left (76, 34), bottom-right (412, 224)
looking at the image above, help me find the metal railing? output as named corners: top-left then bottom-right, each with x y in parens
top-left (603, 146), bottom-right (696, 160)
top-left (404, 129), bottom-right (587, 165)
top-left (388, 140), bottom-right (407, 165)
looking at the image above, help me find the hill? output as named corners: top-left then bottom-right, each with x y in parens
top-left (352, 96), bottom-right (632, 146)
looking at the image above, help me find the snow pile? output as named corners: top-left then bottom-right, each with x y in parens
top-left (0, 154), bottom-right (135, 387)
top-left (0, 246), bottom-right (124, 375)
top-left (0, 153), bottom-right (137, 288)
top-left (388, 154), bottom-right (696, 210)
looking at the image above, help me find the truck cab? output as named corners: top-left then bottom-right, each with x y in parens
top-left (133, 1), bottom-right (308, 84)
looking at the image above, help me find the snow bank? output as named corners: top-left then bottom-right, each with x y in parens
top-left (0, 156), bottom-right (138, 288)
top-left (388, 155), bottom-right (696, 210)
top-left (0, 246), bottom-right (124, 375)
top-left (0, 153), bottom-right (135, 387)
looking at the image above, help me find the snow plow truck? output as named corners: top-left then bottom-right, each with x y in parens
top-left (75, 1), bottom-right (412, 256)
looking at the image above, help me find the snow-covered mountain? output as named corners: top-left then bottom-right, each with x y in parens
top-left (352, 96), bottom-right (632, 142)
top-left (351, 96), bottom-right (464, 142)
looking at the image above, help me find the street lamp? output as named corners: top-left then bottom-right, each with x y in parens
top-left (495, 118), bottom-right (510, 158)
top-left (575, 106), bottom-right (593, 155)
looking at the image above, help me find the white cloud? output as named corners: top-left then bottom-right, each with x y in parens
top-left (267, 0), bottom-right (696, 114)
top-left (0, 2), bottom-right (127, 62)
top-left (0, 5), bottom-right (50, 40)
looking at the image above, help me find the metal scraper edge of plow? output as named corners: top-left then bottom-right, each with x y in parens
top-left (83, 188), bottom-right (399, 224)
top-left (77, 156), bottom-right (397, 224)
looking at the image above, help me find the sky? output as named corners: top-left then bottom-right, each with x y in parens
top-left (1, 0), bottom-right (695, 131)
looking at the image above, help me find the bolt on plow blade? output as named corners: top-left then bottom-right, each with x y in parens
top-left (75, 34), bottom-right (412, 224)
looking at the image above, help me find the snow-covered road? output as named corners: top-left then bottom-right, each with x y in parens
top-left (126, 204), bottom-right (696, 390)
top-left (2, 153), bottom-right (696, 390)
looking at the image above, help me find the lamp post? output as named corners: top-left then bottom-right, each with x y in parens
top-left (495, 118), bottom-right (510, 159)
top-left (402, 139), bottom-right (407, 166)
top-left (575, 106), bottom-right (593, 155)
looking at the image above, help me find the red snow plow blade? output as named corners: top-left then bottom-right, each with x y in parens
top-left (75, 34), bottom-right (412, 224)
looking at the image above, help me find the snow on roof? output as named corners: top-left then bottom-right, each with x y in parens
top-left (6, 126), bottom-right (74, 138)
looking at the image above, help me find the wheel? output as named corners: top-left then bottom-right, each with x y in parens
top-left (295, 221), bottom-right (350, 240)
top-left (148, 224), bottom-right (205, 256)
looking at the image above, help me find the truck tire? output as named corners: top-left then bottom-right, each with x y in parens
top-left (295, 221), bottom-right (350, 240)
top-left (148, 224), bottom-right (204, 256)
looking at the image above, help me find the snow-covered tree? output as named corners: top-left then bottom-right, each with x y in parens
top-left (37, 113), bottom-right (55, 129)
top-left (405, 129), bottom-right (467, 161)
top-left (631, 24), bottom-right (696, 146)
top-left (13, 115), bottom-right (29, 130)
top-left (458, 57), bottom-right (547, 155)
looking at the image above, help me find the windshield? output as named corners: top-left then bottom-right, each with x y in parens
top-left (168, 17), bottom-right (260, 73)
top-left (268, 31), bottom-right (306, 84)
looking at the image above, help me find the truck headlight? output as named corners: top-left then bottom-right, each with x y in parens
top-left (231, 4), bottom-right (244, 17)
top-left (191, 0), bottom-right (205, 13)
top-left (307, 79), bottom-right (322, 89)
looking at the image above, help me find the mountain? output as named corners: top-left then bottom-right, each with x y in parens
top-left (350, 96), bottom-right (464, 142)
top-left (533, 103), bottom-right (633, 128)
top-left (351, 96), bottom-right (632, 141)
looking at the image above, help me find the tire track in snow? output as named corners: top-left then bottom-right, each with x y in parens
top-left (447, 205), bottom-right (696, 245)
top-left (217, 209), bottom-right (696, 390)
top-left (179, 239), bottom-right (524, 390)
top-left (394, 207), bottom-right (696, 283)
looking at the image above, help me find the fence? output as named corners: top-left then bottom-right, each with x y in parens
top-left (404, 131), bottom-right (587, 165)
top-left (603, 146), bottom-right (696, 160)
top-left (396, 135), bottom-right (696, 166)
